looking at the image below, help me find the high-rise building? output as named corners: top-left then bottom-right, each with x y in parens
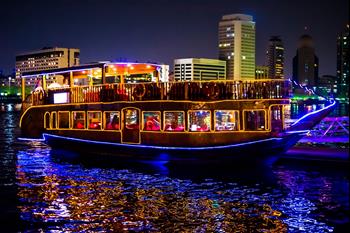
top-left (317, 75), bottom-right (337, 97)
top-left (218, 14), bottom-right (255, 80)
top-left (16, 47), bottom-right (80, 79)
top-left (174, 58), bottom-right (226, 81)
top-left (266, 36), bottom-right (284, 79)
top-left (255, 65), bottom-right (269, 79)
top-left (336, 24), bottom-right (349, 98)
top-left (292, 34), bottom-right (319, 87)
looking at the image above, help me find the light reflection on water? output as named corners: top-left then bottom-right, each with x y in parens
top-left (14, 143), bottom-right (345, 232)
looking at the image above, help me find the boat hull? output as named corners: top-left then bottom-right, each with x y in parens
top-left (43, 132), bottom-right (305, 161)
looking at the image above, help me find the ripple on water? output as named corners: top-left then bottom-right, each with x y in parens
top-left (13, 143), bottom-right (345, 232)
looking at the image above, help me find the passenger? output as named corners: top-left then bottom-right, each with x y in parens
top-left (107, 115), bottom-right (119, 130)
top-left (76, 121), bottom-right (84, 129)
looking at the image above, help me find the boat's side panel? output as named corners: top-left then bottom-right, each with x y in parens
top-left (46, 129), bottom-right (270, 147)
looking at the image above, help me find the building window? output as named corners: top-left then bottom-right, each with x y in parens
top-left (244, 110), bottom-right (266, 131)
top-left (188, 110), bottom-right (211, 132)
top-left (164, 111), bottom-right (185, 131)
top-left (88, 111), bottom-right (102, 129)
top-left (58, 111), bottom-right (70, 129)
top-left (215, 110), bottom-right (239, 131)
top-left (72, 111), bottom-right (85, 129)
top-left (105, 112), bottom-right (120, 130)
top-left (143, 111), bottom-right (161, 131)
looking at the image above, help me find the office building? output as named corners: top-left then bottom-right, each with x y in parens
top-left (174, 58), bottom-right (226, 81)
top-left (266, 36), bottom-right (284, 79)
top-left (218, 14), bottom-right (255, 80)
top-left (317, 75), bottom-right (337, 97)
top-left (16, 47), bottom-right (80, 79)
top-left (255, 65), bottom-right (269, 79)
top-left (336, 25), bottom-right (349, 98)
top-left (292, 34), bottom-right (319, 87)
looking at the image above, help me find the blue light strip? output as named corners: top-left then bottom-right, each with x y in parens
top-left (18, 137), bottom-right (45, 141)
top-left (285, 130), bottom-right (310, 134)
top-left (291, 100), bottom-right (336, 126)
top-left (42, 133), bottom-right (282, 151)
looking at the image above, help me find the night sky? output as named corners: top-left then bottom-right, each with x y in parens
top-left (0, 0), bottom-right (348, 77)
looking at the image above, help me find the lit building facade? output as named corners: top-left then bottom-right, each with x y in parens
top-left (317, 75), bottom-right (337, 97)
top-left (174, 58), bottom-right (226, 81)
top-left (336, 25), bottom-right (349, 98)
top-left (16, 47), bottom-right (80, 79)
top-left (218, 14), bottom-right (255, 80)
top-left (292, 34), bottom-right (319, 87)
top-left (266, 36), bottom-right (284, 79)
top-left (255, 65), bottom-right (269, 79)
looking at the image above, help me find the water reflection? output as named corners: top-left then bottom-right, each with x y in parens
top-left (15, 144), bottom-right (347, 232)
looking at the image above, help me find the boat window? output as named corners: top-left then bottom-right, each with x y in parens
top-left (143, 111), bottom-right (161, 131)
top-left (164, 111), bottom-right (185, 131)
top-left (244, 110), bottom-right (266, 131)
top-left (72, 111), bottom-right (85, 129)
top-left (105, 112), bottom-right (120, 130)
top-left (51, 112), bottom-right (57, 129)
top-left (215, 110), bottom-right (239, 131)
top-left (271, 105), bottom-right (283, 132)
top-left (188, 110), bottom-right (211, 132)
top-left (88, 111), bottom-right (102, 130)
top-left (125, 109), bottom-right (139, 130)
top-left (58, 111), bottom-right (70, 129)
top-left (44, 112), bottom-right (50, 129)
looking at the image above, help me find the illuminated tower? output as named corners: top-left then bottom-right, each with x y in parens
top-left (266, 36), bottom-right (284, 79)
top-left (292, 34), bottom-right (319, 87)
top-left (337, 24), bottom-right (349, 98)
top-left (218, 14), bottom-right (256, 80)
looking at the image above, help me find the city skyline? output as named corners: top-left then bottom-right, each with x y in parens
top-left (0, 0), bottom-right (348, 77)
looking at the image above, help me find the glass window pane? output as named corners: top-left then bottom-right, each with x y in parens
top-left (125, 109), bottom-right (139, 129)
top-left (58, 112), bottom-right (70, 129)
top-left (88, 112), bottom-right (102, 129)
top-left (72, 112), bottom-right (85, 129)
top-left (51, 112), bottom-right (57, 129)
top-left (143, 112), bottom-right (161, 131)
top-left (215, 110), bottom-right (239, 131)
top-left (164, 112), bottom-right (185, 131)
top-left (244, 110), bottom-right (265, 131)
top-left (189, 111), bottom-right (211, 132)
top-left (105, 112), bottom-right (120, 130)
top-left (271, 106), bottom-right (283, 132)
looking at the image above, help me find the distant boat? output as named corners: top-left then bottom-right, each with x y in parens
top-left (19, 62), bottom-right (336, 161)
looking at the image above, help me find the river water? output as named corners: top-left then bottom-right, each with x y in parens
top-left (0, 103), bottom-right (349, 232)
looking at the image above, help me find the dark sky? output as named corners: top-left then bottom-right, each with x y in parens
top-left (0, 0), bottom-right (348, 77)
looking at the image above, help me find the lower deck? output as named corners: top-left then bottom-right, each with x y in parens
top-left (20, 99), bottom-right (289, 147)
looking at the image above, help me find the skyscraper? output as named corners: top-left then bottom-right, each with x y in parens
top-left (218, 14), bottom-right (255, 80)
top-left (266, 36), bottom-right (284, 79)
top-left (292, 34), bottom-right (319, 87)
top-left (336, 24), bottom-right (349, 98)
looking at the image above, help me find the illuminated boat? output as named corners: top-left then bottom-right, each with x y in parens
top-left (19, 62), bottom-right (336, 160)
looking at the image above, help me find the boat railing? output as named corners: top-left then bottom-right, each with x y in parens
top-left (29, 79), bottom-right (291, 105)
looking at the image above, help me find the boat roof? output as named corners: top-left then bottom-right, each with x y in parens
top-left (21, 61), bottom-right (164, 78)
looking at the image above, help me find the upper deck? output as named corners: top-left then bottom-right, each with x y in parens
top-left (20, 62), bottom-right (291, 108)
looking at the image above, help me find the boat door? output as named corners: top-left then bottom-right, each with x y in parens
top-left (121, 108), bottom-right (141, 144)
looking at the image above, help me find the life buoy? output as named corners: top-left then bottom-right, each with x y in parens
top-left (204, 83), bottom-right (220, 100)
top-left (133, 84), bottom-right (146, 99)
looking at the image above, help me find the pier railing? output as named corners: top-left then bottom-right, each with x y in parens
top-left (29, 80), bottom-right (291, 106)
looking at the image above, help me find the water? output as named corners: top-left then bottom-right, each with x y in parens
top-left (0, 103), bottom-right (349, 232)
